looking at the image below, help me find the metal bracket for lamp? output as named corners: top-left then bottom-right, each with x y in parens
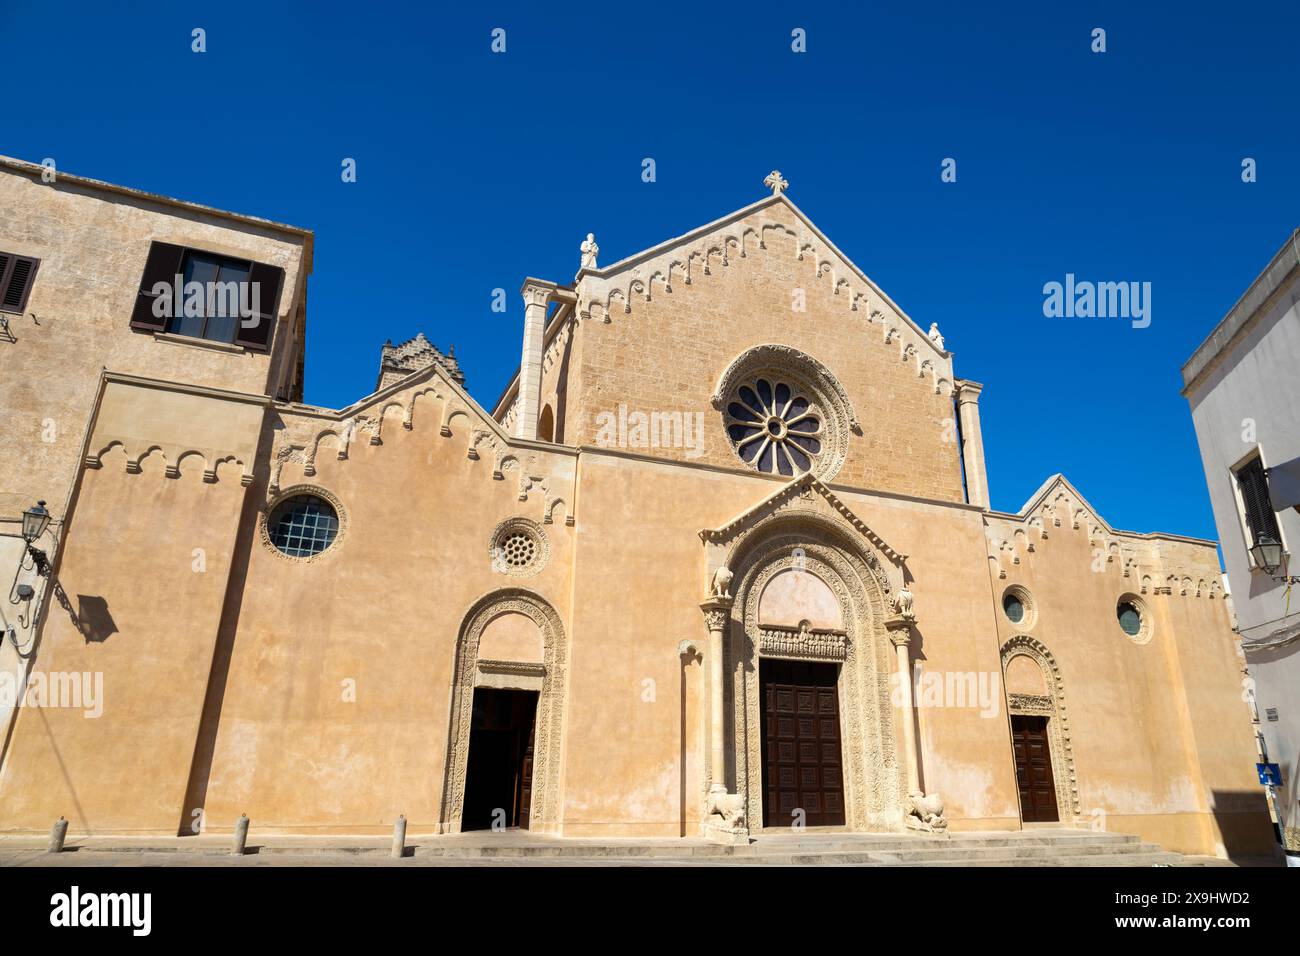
top-left (7, 500), bottom-right (53, 630)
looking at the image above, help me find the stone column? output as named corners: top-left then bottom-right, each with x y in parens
top-left (698, 594), bottom-right (747, 844)
top-left (698, 596), bottom-right (734, 794)
top-left (887, 619), bottom-right (921, 797)
top-left (515, 278), bottom-right (555, 440)
top-left (955, 380), bottom-right (989, 510)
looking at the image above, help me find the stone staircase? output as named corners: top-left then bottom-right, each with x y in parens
top-left (0, 828), bottom-right (1233, 866)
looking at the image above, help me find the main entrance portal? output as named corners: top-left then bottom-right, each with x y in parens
top-left (462, 688), bottom-right (538, 830)
top-left (760, 659), bottom-right (846, 827)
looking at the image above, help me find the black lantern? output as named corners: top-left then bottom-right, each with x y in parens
top-left (21, 501), bottom-right (51, 544)
top-left (1249, 534), bottom-right (1285, 575)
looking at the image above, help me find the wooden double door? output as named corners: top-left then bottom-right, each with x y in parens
top-left (760, 659), bottom-right (846, 827)
top-left (462, 688), bottom-right (537, 830)
top-left (1011, 714), bottom-right (1059, 822)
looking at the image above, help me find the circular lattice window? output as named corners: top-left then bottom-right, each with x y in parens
top-left (260, 485), bottom-right (347, 562)
top-left (714, 345), bottom-right (856, 481)
top-left (725, 378), bottom-right (825, 476)
top-left (490, 518), bottom-right (548, 577)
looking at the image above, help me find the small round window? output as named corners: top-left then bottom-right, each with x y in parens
top-left (1115, 594), bottom-right (1151, 644)
top-left (498, 531), bottom-right (536, 568)
top-left (490, 518), bottom-right (548, 578)
top-left (1000, 585), bottom-right (1036, 629)
top-left (268, 493), bottom-right (340, 558)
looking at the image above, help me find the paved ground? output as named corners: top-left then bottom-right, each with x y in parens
top-left (0, 828), bottom-right (1266, 867)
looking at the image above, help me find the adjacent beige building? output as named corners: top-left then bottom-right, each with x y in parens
top-left (0, 160), bottom-right (1273, 857)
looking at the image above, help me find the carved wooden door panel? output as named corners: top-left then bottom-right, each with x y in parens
top-left (1011, 715), bottom-right (1059, 822)
top-left (761, 659), bottom-right (846, 827)
top-left (517, 705), bottom-right (536, 829)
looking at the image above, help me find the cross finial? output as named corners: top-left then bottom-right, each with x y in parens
top-left (764, 170), bottom-right (788, 196)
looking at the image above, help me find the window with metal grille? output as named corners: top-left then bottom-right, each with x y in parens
top-left (0, 251), bottom-right (40, 314)
top-left (268, 494), bottom-right (339, 558)
top-left (1235, 456), bottom-right (1280, 547)
top-left (1117, 602), bottom-right (1142, 636)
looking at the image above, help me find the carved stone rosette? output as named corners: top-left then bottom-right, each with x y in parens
top-left (712, 344), bottom-right (859, 482)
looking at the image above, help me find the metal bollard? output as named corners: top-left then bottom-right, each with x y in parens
top-left (48, 816), bottom-right (68, 854)
top-left (232, 813), bottom-right (249, 856)
top-left (391, 815), bottom-right (407, 859)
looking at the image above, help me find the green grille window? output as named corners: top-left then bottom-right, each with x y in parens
top-left (1117, 602), bottom-right (1142, 637)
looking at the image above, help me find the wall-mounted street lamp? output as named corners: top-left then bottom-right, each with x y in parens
top-left (22, 500), bottom-right (51, 545)
top-left (1248, 534), bottom-right (1300, 584)
top-left (7, 500), bottom-right (54, 634)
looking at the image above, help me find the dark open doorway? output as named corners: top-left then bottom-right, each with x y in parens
top-left (461, 687), bottom-right (538, 831)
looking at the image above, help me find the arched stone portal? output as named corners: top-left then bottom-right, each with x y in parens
top-left (725, 516), bottom-right (906, 831)
top-left (439, 588), bottom-right (568, 834)
top-left (1000, 635), bottom-right (1080, 823)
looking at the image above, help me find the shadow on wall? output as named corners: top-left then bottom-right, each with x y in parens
top-left (1210, 789), bottom-right (1279, 861)
top-left (51, 582), bottom-right (118, 643)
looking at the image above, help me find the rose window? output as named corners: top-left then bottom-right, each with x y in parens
top-left (725, 378), bottom-right (824, 476)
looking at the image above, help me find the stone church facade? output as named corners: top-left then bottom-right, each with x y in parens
top-left (0, 157), bottom-right (1273, 856)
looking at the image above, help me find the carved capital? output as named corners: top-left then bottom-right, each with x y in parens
top-left (955, 378), bottom-right (984, 405)
top-left (699, 596), bottom-right (734, 632)
top-left (520, 277), bottom-right (556, 310)
top-left (886, 617), bottom-right (913, 646)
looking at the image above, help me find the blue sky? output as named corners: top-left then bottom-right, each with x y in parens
top-left (4, 1), bottom-right (1297, 541)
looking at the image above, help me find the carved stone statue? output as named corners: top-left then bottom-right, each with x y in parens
top-left (906, 791), bottom-right (949, 832)
top-left (579, 233), bottom-right (599, 271)
top-left (706, 788), bottom-right (747, 831)
top-left (927, 322), bottom-right (945, 350)
top-left (709, 565), bottom-right (733, 599)
top-left (891, 584), bottom-right (915, 620)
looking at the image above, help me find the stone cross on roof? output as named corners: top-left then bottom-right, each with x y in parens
top-left (764, 170), bottom-right (789, 196)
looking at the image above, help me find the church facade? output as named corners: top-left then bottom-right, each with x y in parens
top-left (0, 158), bottom-right (1272, 856)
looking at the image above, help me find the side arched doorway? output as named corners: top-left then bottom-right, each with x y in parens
top-left (1000, 635), bottom-right (1080, 824)
top-left (439, 589), bottom-right (568, 834)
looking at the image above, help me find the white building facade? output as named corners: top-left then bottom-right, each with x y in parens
top-left (1183, 230), bottom-right (1300, 862)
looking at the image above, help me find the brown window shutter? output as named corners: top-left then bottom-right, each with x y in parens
top-left (1238, 458), bottom-right (1281, 544)
top-left (130, 241), bottom-right (187, 331)
top-left (0, 253), bottom-right (40, 314)
top-left (234, 261), bottom-right (284, 352)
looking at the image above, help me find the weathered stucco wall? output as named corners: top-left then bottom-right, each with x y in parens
top-left (0, 163), bottom-right (309, 517)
